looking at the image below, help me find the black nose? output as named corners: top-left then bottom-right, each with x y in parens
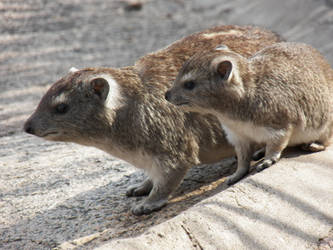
top-left (165, 91), bottom-right (171, 101)
top-left (24, 121), bottom-right (35, 135)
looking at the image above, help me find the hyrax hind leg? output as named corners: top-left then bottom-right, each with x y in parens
top-left (301, 142), bottom-right (326, 152)
top-left (255, 141), bottom-right (326, 160)
top-left (256, 128), bottom-right (292, 172)
top-left (131, 162), bottom-right (189, 216)
top-left (301, 125), bottom-right (332, 152)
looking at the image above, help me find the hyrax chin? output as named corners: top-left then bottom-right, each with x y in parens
top-left (166, 42), bottom-right (333, 185)
top-left (24, 25), bottom-right (282, 215)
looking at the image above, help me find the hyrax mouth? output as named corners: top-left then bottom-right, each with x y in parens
top-left (40, 131), bottom-right (59, 138)
top-left (175, 102), bottom-right (190, 106)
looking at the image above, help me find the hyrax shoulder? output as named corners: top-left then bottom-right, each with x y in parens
top-left (25, 25), bottom-right (282, 215)
top-left (166, 42), bottom-right (333, 184)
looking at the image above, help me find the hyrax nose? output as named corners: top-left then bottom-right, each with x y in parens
top-left (24, 121), bottom-right (35, 135)
top-left (165, 91), bottom-right (171, 101)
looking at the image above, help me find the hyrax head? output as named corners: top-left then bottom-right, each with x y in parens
top-left (165, 45), bottom-right (248, 114)
top-left (24, 67), bottom-right (123, 144)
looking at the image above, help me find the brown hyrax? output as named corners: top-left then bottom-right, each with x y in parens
top-left (24, 25), bottom-right (282, 215)
top-left (166, 42), bottom-right (333, 185)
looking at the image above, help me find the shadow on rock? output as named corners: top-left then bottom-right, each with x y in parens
top-left (0, 158), bottom-right (236, 249)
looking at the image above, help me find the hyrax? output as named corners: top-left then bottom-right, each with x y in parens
top-left (24, 25), bottom-right (282, 215)
top-left (166, 42), bottom-right (333, 185)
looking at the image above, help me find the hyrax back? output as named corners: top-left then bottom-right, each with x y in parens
top-left (166, 42), bottom-right (333, 185)
top-left (136, 25), bottom-right (282, 91)
top-left (24, 25), bottom-right (282, 215)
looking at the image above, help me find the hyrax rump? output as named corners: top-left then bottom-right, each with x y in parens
top-left (24, 25), bottom-right (282, 215)
top-left (166, 42), bottom-right (333, 185)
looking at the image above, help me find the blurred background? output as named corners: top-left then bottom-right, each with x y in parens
top-left (0, 0), bottom-right (332, 249)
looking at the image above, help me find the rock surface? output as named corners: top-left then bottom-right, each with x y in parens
top-left (0, 0), bottom-right (332, 249)
top-left (96, 145), bottom-right (333, 250)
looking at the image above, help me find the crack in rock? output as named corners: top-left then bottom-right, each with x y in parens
top-left (181, 224), bottom-right (203, 250)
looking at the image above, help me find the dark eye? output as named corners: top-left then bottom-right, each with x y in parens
top-left (55, 103), bottom-right (69, 114)
top-left (183, 81), bottom-right (196, 90)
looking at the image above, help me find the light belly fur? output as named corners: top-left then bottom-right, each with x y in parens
top-left (217, 115), bottom-right (326, 147)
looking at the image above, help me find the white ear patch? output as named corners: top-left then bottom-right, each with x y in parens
top-left (181, 72), bottom-right (194, 83)
top-left (52, 92), bottom-right (68, 106)
top-left (96, 75), bottom-right (123, 110)
top-left (69, 67), bottom-right (79, 73)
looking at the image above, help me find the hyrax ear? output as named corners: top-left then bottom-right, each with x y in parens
top-left (90, 77), bottom-right (110, 101)
top-left (217, 60), bottom-right (233, 82)
top-left (211, 58), bottom-right (233, 82)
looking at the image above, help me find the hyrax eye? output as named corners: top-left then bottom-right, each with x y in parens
top-left (55, 103), bottom-right (69, 114)
top-left (183, 81), bottom-right (196, 90)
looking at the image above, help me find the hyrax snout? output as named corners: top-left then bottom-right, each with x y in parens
top-left (167, 42), bottom-right (333, 184)
top-left (24, 25), bottom-right (283, 215)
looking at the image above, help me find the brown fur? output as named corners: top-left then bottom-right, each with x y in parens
top-left (167, 42), bottom-right (333, 185)
top-left (24, 25), bottom-right (282, 215)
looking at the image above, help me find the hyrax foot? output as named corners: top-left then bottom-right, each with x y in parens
top-left (252, 148), bottom-right (265, 161)
top-left (301, 142), bottom-right (326, 152)
top-left (226, 142), bottom-right (253, 185)
top-left (256, 158), bottom-right (278, 172)
top-left (131, 198), bottom-right (168, 216)
top-left (226, 168), bottom-right (249, 185)
top-left (126, 179), bottom-right (153, 197)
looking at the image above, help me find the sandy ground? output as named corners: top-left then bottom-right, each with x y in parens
top-left (0, 0), bottom-right (333, 249)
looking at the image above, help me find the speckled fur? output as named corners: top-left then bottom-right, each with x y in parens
top-left (24, 25), bottom-right (282, 215)
top-left (167, 42), bottom-right (333, 185)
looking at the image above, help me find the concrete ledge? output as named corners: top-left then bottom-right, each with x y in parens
top-left (97, 145), bottom-right (333, 249)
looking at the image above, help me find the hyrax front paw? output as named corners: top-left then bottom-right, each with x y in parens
top-left (126, 186), bottom-right (146, 197)
top-left (252, 148), bottom-right (265, 161)
top-left (256, 158), bottom-right (277, 172)
top-left (226, 175), bottom-right (241, 185)
top-left (131, 199), bottom-right (168, 216)
top-left (126, 180), bottom-right (153, 197)
top-left (225, 169), bottom-right (249, 185)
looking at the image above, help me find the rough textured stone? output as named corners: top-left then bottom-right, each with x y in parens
top-left (97, 145), bottom-right (333, 249)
